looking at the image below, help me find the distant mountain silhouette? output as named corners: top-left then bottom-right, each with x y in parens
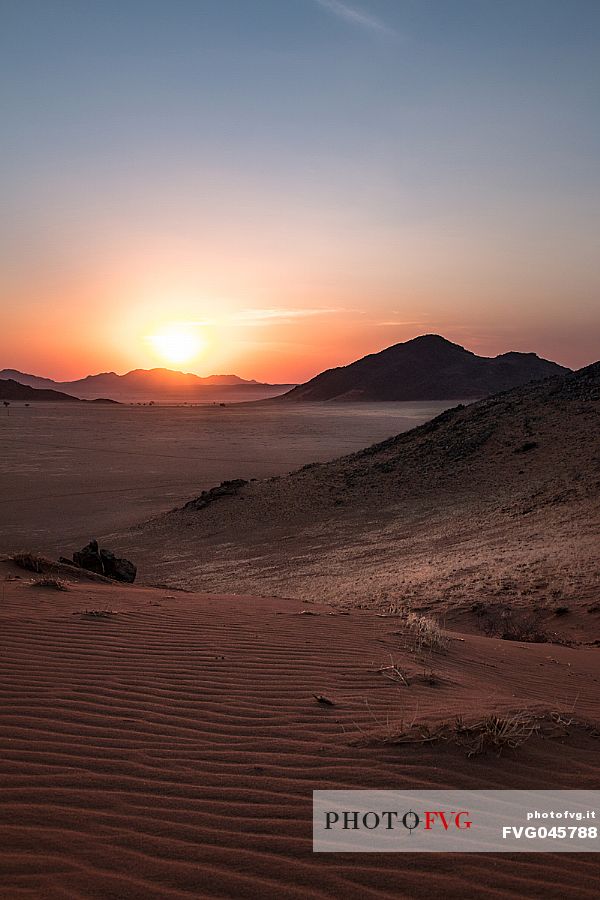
top-left (0, 368), bottom-right (293, 403)
top-left (69, 369), bottom-right (258, 389)
top-left (0, 378), bottom-right (83, 402)
top-left (280, 335), bottom-right (569, 401)
top-left (0, 370), bottom-right (59, 390)
top-left (0, 367), bottom-right (257, 390)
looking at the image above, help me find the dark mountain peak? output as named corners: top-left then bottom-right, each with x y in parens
top-left (281, 334), bottom-right (570, 402)
top-left (401, 334), bottom-right (476, 359)
top-left (76, 372), bottom-right (119, 384)
top-left (405, 333), bottom-right (470, 351)
top-left (496, 350), bottom-right (540, 360)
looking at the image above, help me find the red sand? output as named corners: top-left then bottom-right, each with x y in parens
top-left (1, 565), bottom-right (599, 898)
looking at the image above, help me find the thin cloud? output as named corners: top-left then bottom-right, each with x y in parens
top-left (376, 319), bottom-right (431, 327)
top-left (189, 308), bottom-right (341, 327)
top-left (314, 0), bottom-right (396, 37)
top-left (234, 307), bottom-right (340, 324)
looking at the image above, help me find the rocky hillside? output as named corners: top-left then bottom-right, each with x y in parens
top-left (281, 334), bottom-right (569, 401)
top-left (114, 362), bottom-right (600, 609)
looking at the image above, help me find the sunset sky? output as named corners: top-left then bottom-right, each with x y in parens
top-left (2, 0), bottom-right (599, 382)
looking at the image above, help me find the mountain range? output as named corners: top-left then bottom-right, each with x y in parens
top-left (0, 368), bottom-right (294, 403)
top-left (280, 334), bottom-right (569, 401)
top-left (2, 336), bottom-right (569, 404)
top-left (0, 367), bottom-right (257, 389)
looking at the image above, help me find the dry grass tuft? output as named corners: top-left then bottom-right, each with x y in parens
top-left (357, 709), bottom-right (599, 756)
top-left (33, 576), bottom-right (69, 591)
top-left (382, 599), bottom-right (410, 616)
top-left (375, 657), bottom-right (441, 688)
top-left (377, 657), bottom-right (410, 685)
top-left (404, 612), bottom-right (448, 653)
top-left (414, 668), bottom-right (440, 687)
top-left (81, 610), bottom-right (116, 618)
top-left (454, 712), bottom-right (538, 757)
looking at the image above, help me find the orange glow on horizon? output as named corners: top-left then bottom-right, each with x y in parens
top-left (1, 267), bottom-right (591, 383)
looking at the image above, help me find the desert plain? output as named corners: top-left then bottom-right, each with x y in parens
top-left (0, 400), bottom-right (452, 555)
top-left (1, 366), bottom-right (600, 899)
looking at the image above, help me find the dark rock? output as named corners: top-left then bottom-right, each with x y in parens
top-left (184, 479), bottom-right (248, 511)
top-left (514, 441), bottom-right (539, 454)
top-left (72, 540), bottom-right (136, 583)
top-left (110, 557), bottom-right (137, 583)
top-left (100, 548), bottom-right (136, 583)
top-left (73, 540), bottom-right (103, 574)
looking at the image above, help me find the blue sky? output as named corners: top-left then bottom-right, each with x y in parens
top-left (1, 1), bottom-right (599, 378)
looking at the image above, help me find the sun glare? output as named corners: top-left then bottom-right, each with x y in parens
top-left (148, 324), bottom-right (204, 365)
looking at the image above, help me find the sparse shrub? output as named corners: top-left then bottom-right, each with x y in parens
top-left (476, 604), bottom-right (548, 643)
top-left (82, 610), bottom-right (115, 618)
top-left (454, 712), bottom-right (538, 757)
top-left (376, 658), bottom-right (440, 687)
top-left (405, 612), bottom-right (448, 653)
top-left (33, 576), bottom-right (68, 591)
top-left (554, 606), bottom-right (570, 616)
top-left (383, 599), bottom-right (409, 616)
top-left (355, 712), bottom-right (538, 755)
top-left (359, 710), bottom-right (558, 757)
top-left (418, 669), bottom-right (439, 687)
top-left (502, 616), bottom-right (547, 643)
top-left (377, 658), bottom-right (409, 685)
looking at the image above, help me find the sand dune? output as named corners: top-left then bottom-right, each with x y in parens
top-left (1, 560), bottom-right (599, 898)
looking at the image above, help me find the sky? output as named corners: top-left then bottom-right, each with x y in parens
top-left (1, 0), bottom-right (599, 382)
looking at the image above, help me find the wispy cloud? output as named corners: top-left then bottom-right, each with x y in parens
top-left (188, 308), bottom-right (341, 328)
top-left (234, 307), bottom-right (340, 324)
top-left (375, 320), bottom-right (430, 327)
top-left (314, 0), bottom-right (396, 38)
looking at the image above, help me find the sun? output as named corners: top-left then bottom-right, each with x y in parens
top-left (148, 324), bottom-right (205, 366)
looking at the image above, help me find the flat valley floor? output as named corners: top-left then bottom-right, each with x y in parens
top-left (0, 400), bottom-right (453, 556)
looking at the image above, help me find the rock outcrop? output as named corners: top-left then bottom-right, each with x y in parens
top-left (72, 540), bottom-right (136, 583)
